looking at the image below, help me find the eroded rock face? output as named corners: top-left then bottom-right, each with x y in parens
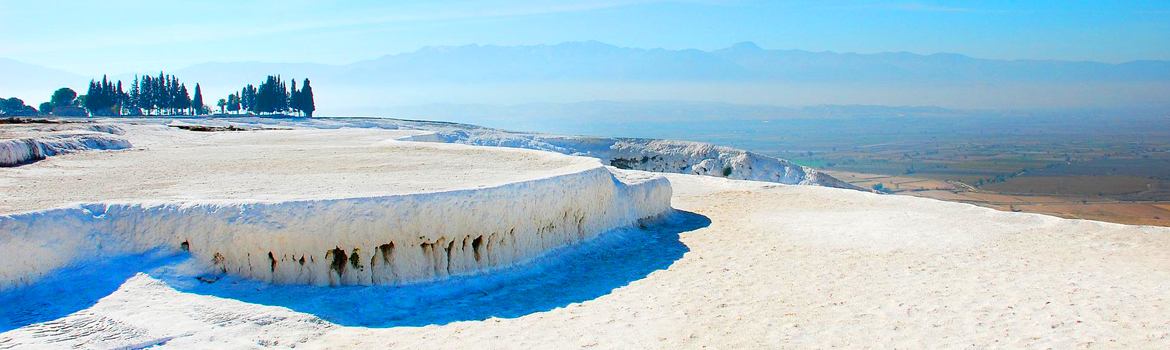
top-left (0, 166), bottom-right (671, 289)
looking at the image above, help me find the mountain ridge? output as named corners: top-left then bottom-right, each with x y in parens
top-left (9, 41), bottom-right (1166, 81)
top-left (3, 41), bottom-right (1169, 112)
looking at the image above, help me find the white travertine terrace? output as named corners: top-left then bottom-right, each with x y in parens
top-left (2, 120), bottom-right (1169, 349)
top-left (0, 126), bottom-right (672, 289)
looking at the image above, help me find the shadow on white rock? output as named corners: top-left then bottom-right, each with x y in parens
top-left (0, 210), bottom-right (707, 330)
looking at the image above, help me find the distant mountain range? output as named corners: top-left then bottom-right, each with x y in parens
top-left (165, 41), bottom-right (1170, 85)
top-left (0, 58), bottom-right (86, 104)
top-left (3, 41), bottom-right (1169, 114)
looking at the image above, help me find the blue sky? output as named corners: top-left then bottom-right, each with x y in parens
top-left (2, 0), bottom-right (1168, 75)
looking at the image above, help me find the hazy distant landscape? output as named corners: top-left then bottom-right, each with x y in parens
top-left (405, 102), bottom-right (1167, 227)
top-left (279, 99), bottom-right (1167, 227)
top-left (4, 41), bottom-right (1170, 116)
top-left (648, 114), bottom-right (1170, 226)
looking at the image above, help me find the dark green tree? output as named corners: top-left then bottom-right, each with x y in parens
top-left (300, 79), bottom-right (315, 117)
top-left (174, 84), bottom-right (191, 115)
top-left (240, 85), bottom-right (257, 114)
top-left (51, 88), bottom-right (77, 108)
top-left (128, 76), bottom-right (141, 115)
top-left (1, 97), bottom-right (24, 114)
top-left (1, 97), bottom-right (38, 116)
top-left (227, 75), bottom-right (315, 116)
top-left (289, 79), bottom-right (300, 116)
top-left (253, 75), bottom-right (289, 114)
top-left (84, 80), bottom-right (100, 115)
top-left (116, 81), bottom-right (125, 115)
top-left (228, 93), bottom-right (241, 114)
top-left (83, 75), bottom-right (122, 116)
top-left (192, 84), bottom-right (205, 115)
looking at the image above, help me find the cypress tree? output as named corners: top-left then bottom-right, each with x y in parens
top-left (101, 75), bottom-right (111, 114)
top-left (279, 76), bottom-right (288, 113)
top-left (290, 79), bottom-right (299, 116)
top-left (241, 85), bottom-right (257, 114)
top-left (84, 80), bottom-right (99, 115)
top-left (175, 84), bottom-right (191, 115)
top-left (116, 81), bottom-right (124, 115)
top-left (156, 72), bottom-right (165, 114)
top-left (168, 76), bottom-right (178, 114)
top-left (192, 84), bottom-right (204, 115)
top-left (300, 79), bottom-right (314, 117)
top-left (139, 76), bottom-right (149, 114)
top-left (256, 79), bottom-right (270, 114)
top-left (81, 75), bottom-right (128, 116)
top-left (130, 76), bottom-right (140, 115)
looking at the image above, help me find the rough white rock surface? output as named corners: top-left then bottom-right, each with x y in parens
top-left (403, 128), bottom-right (859, 189)
top-left (66, 117), bottom-right (858, 189)
top-left (0, 123), bottom-right (129, 166)
top-left (0, 166), bottom-right (669, 290)
top-left (4, 172), bottom-right (1169, 349)
top-left (0, 126), bottom-right (672, 290)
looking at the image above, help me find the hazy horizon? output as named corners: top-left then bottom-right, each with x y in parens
top-left (6, 40), bottom-right (1170, 78)
top-left (3, 1), bottom-right (1169, 117)
top-left (4, 1), bottom-right (1170, 75)
top-left (4, 40), bottom-right (1170, 116)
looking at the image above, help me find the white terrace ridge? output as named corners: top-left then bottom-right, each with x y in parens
top-left (0, 126), bottom-right (672, 289)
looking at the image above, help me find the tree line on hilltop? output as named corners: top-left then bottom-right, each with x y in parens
top-left (0, 73), bottom-right (314, 118)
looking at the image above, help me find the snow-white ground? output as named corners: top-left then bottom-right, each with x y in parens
top-left (0, 126), bottom-right (586, 214)
top-left (3, 172), bottom-right (1168, 349)
top-left (2, 119), bottom-right (1168, 349)
top-left (0, 125), bottom-right (672, 292)
top-left (54, 117), bottom-right (858, 189)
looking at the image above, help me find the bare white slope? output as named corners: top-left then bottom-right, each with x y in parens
top-left (0, 126), bottom-right (672, 289)
top-left (3, 173), bottom-right (1168, 349)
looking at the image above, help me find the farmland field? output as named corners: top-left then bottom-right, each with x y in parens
top-left (982, 176), bottom-right (1157, 196)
